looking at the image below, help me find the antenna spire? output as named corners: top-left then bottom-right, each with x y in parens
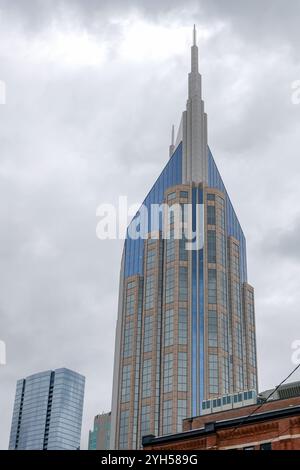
top-left (169, 124), bottom-right (175, 158)
top-left (193, 24), bottom-right (197, 46)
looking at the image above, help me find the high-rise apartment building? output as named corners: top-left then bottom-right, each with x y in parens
top-left (88, 412), bottom-right (111, 450)
top-left (110, 27), bottom-right (258, 449)
top-left (9, 368), bottom-right (85, 450)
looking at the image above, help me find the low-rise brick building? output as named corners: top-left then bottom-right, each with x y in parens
top-left (143, 383), bottom-right (300, 450)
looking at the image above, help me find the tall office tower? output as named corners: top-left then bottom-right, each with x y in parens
top-left (9, 368), bottom-right (85, 450)
top-left (88, 412), bottom-right (111, 450)
top-left (110, 27), bottom-right (258, 449)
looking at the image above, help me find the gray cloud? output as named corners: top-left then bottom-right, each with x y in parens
top-left (1, 0), bottom-right (300, 450)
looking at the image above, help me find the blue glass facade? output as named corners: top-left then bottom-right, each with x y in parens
top-left (208, 147), bottom-right (247, 283)
top-left (124, 142), bottom-right (182, 278)
top-left (9, 368), bottom-right (85, 450)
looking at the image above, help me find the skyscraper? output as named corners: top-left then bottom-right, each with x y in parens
top-left (88, 412), bottom-right (111, 450)
top-left (110, 26), bottom-right (258, 450)
top-left (9, 368), bottom-right (85, 450)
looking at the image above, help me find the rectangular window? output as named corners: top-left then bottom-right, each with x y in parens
top-left (260, 442), bottom-right (272, 450)
top-left (127, 281), bottom-right (136, 289)
top-left (207, 230), bottom-right (216, 263)
top-left (165, 267), bottom-right (175, 304)
top-left (219, 271), bottom-right (227, 308)
top-left (145, 275), bottom-right (155, 310)
top-left (208, 310), bottom-right (218, 347)
top-left (166, 229), bottom-right (175, 262)
top-left (140, 405), bottom-right (151, 438)
top-left (178, 308), bottom-right (188, 345)
top-left (179, 266), bottom-right (188, 301)
top-left (123, 321), bottom-right (134, 358)
top-left (217, 233), bottom-right (226, 267)
top-left (142, 359), bottom-right (152, 398)
top-left (207, 193), bottom-right (215, 201)
top-left (163, 400), bottom-right (173, 435)
top-left (207, 205), bottom-right (216, 225)
top-left (146, 249), bottom-right (156, 271)
top-left (209, 354), bottom-right (219, 395)
top-left (180, 191), bottom-right (189, 199)
top-left (121, 365), bottom-right (131, 403)
top-left (179, 233), bottom-right (188, 261)
top-left (178, 352), bottom-right (187, 392)
top-left (208, 269), bottom-right (217, 304)
top-left (143, 315), bottom-right (153, 353)
top-left (167, 192), bottom-right (176, 201)
top-left (119, 410), bottom-right (129, 449)
top-left (163, 353), bottom-right (173, 393)
top-left (164, 309), bottom-right (174, 347)
top-left (126, 293), bottom-right (135, 316)
top-left (222, 356), bottom-right (229, 395)
top-left (177, 399), bottom-right (187, 432)
top-left (216, 196), bottom-right (225, 230)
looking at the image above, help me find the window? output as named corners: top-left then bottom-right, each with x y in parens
top-left (222, 356), bottom-right (229, 395)
top-left (145, 275), bottom-right (155, 310)
top-left (177, 399), bottom-right (187, 432)
top-left (121, 365), bottom-right (131, 403)
top-left (220, 314), bottom-right (228, 353)
top-left (165, 267), bottom-right (175, 304)
top-left (146, 249), bottom-right (156, 271)
top-left (216, 196), bottom-right (225, 230)
top-left (207, 205), bottom-right (216, 225)
top-left (167, 192), bottom-right (176, 201)
top-left (140, 405), bottom-right (151, 437)
top-left (179, 266), bottom-right (188, 301)
top-left (217, 233), bottom-right (226, 267)
top-left (166, 229), bottom-right (175, 262)
top-left (207, 230), bottom-right (216, 263)
top-left (180, 191), bottom-right (189, 199)
top-left (143, 315), bottom-right (153, 353)
top-left (235, 363), bottom-right (244, 390)
top-left (127, 281), bottom-right (136, 289)
top-left (260, 442), bottom-right (272, 450)
top-left (164, 309), bottom-right (174, 347)
top-left (208, 269), bottom-right (217, 304)
top-left (178, 308), bottom-right (188, 345)
top-left (163, 400), bottom-right (173, 435)
top-left (123, 321), bottom-right (134, 358)
top-left (209, 354), bottom-right (219, 394)
top-left (179, 230), bottom-right (188, 261)
top-left (163, 353), bottom-right (173, 393)
top-left (126, 293), bottom-right (135, 316)
top-left (119, 410), bottom-right (129, 449)
top-left (178, 352), bottom-right (187, 392)
top-left (249, 329), bottom-right (256, 367)
top-left (219, 271), bottom-right (227, 307)
top-left (235, 322), bottom-right (243, 359)
top-left (208, 310), bottom-right (218, 347)
top-left (142, 359), bottom-right (152, 398)
top-left (207, 193), bottom-right (215, 201)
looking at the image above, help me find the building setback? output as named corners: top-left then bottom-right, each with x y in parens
top-left (88, 412), bottom-right (111, 450)
top-left (9, 368), bottom-right (85, 450)
top-left (110, 26), bottom-right (258, 450)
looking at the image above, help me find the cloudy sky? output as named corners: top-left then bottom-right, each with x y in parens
top-left (1, 0), bottom-right (300, 450)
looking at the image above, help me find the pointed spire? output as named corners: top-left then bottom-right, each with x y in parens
top-left (190, 25), bottom-right (198, 74)
top-left (193, 24), bottom-right (197, 46)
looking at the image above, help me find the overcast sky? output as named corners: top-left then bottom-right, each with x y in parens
top-left (1, 0), bottom-right (300, 450)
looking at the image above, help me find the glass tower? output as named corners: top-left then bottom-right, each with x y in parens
top-left (110, 26), bottom-right (258, 449)
top-left (88, 412), bottom-right (111, 450)
top-left (9, 368), bottom-right (85, 450)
